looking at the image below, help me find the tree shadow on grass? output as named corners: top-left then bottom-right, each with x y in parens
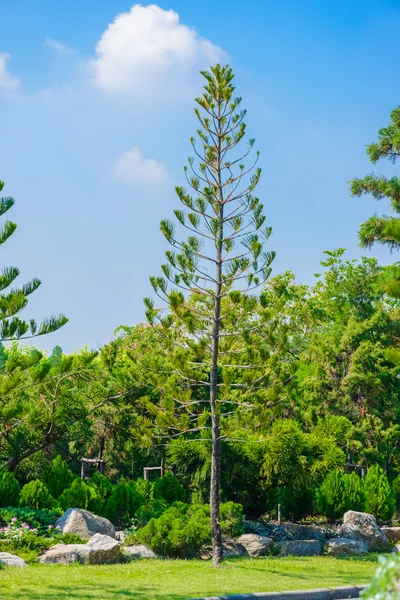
top-left (1, 585), bottom-right (188, 600)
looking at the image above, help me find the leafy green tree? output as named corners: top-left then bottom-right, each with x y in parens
top-left (143, 64), bottom-right (276, 564)
top-left (364, 464), bottom-right (395, 521)
top-left (0, 180), bottom-right (67, 341)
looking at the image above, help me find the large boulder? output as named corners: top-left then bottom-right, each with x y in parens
top-left (200, 539), bottom-right (249, 560)
top-left (86, 533), bottom-right (121, 564)
top-left (124, 544), bottom-right (157, 559)
top-left (275, 540), bottom-right (322, 556)
top-left (39, 543), bottom-right (90, 565)
top-left (39, 534), bottom-right (120, 565)
top-left (55, 508), bottom-right (115, 540)
top-left (326, 538), bottom-right (368, 556)
top-left (339, 511), bottom-right (389, 551)
top-left (0, 552), bottom-right (27, 567)
top-left (382, 527), bottom-right (400, 543)
top-left (235, 534), bottom-right (274, 557)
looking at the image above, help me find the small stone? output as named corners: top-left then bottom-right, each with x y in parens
top-left (0, 552), bottom-right (27, 567)
top-left (124, 544), bottom-right (157, 559)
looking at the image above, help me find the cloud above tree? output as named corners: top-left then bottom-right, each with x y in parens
top-left (90, 4), bottom-right (225, 98)
top-left (114, 147), bottom-right (169, 184)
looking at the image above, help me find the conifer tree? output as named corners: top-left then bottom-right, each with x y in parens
top-left (350, 107), bottom-right (400, 298)
top-left (144, 65), bottom-right (275, 565)
top-left (350, 108), bottom-right (400, 365)
top-left (0, 180), bottom-right (67, 340)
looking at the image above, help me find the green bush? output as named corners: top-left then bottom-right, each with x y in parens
top-left (135, 498), bottom-right (167, 527)
top-left (105, 480), bottom-right (143, 527)
top-left (87, 472), bottom-right (113, 515)
top-left (220, 501), bottom-right (244, 538)
top-left (342, 472), bottom-right (365, 513)
top-left (137, 502), bottom-right (210, 558)
top-left (364, 465), bottom-right (395, 521)
top-left (392, 475), bottom-right (400, 512)
top-left (153, 472), bottom-right (186, 505)
top-left (137, 501), bottom-right (244, 558)
top-left (317, 470), bottom-right (346, 521)
top-left (0, 467), bottom-right (20, 507)
top-left (0, 507), bottom-right (59, 531)
top-left (45, 456), bottom-right (74, 499)
top-left (135, 478), bottom-right (154, 501)
top-left (19, 480), bottom-right (55, 510)
top-left (58, 478), bottom-right (100, 513)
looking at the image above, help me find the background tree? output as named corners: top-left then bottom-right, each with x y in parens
top-left (0, 180), bottom-right (67, 341)
top-left (350, 108), bottom-right (400, 363)
top-left (144, 64), bottom-right (276, 565)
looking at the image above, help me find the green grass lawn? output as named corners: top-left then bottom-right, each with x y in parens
top-left (0, 555), bottom-right (379, 600)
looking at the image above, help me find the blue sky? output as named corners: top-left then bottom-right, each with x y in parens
top-left (0, 0), bottom-right (399, 353)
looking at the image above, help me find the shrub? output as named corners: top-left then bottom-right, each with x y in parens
top-left (58, 478), bottom-right (99, 512)
top-left (220, 501), bottom-right (244, 538)
top-left (364, 465), bottom-right (395, 521)
top-left (342, 472), bottom-right (365, 513)
top-left (45, 456), bottom-right (74, 499)
top-left (19, 480), bottom-right (55, 510)
top-left (105, 480), bottom-right (143, 527)
top-left (0, 507), bottom-right (59, 531)
top-left (317, 470), bottom-right (345, 521)
top-left (135, 478), bottom-right (154, 501)
top-left (87, 472), bottom-right (113, 515)
top-left (153, 472), bottom-right (186, 505)
top-left (137, 502), bottom-right (210, 558)
top-left (0, 467), bottom-right (20, 507)
top-left (136, 501), bottom-right (244, 558)
top-left (135, 498), bottom-right (167, 527)
top-left (392, 475), bottom-right (400, 512)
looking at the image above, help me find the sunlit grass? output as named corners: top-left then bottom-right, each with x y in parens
top-left (0, 555), bottom-right (379, 599)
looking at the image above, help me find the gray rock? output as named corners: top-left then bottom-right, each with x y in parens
top-left (243, 520), bottom-right (271, 537)
top-left (276, 540), bottom-right (322, 556)
top-left (124, 544), bottom-right (157, 559)
top-left (284, 523), bottom-right (327, 541)
top-left (382, 527), bottom-right (400, 543)
top-left (0, 552), bottom-right (27, 567)
top-left (39, 543), bottom-right (91, 565)
top-left (326, 538), bottom-right (368, 556)
top-left (235, 534), bottom-right (274, 557)
top-left (86, 533), bottom-right (120, 564)
top-left (339, 511), bottom-right (389, 551)
top-left (115, 530), bottom-right (126, 543)
top-left (55, 508), bottom-right (115, 540)
top-left (39, 534), bottom-right (120, 565)
top-left (200, 539), bottom-right (249, 560)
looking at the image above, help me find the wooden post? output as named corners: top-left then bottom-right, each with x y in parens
top-left (277, 503), bottom-right (281, 525)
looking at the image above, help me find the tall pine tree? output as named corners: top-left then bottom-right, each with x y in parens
top-left (0, 180), bottom-right (67, 340)
top-left (144, 65), bottom-right (275, 565)
top-left (350, 106), bottom-right (400, 298)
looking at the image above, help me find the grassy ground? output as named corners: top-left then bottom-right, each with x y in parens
top-left (0, 555), bottom-right (379, 600)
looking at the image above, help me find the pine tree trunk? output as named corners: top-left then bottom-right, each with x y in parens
top-left (210, 94), bottom-right (224, 567)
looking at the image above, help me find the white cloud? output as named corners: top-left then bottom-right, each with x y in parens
top-left (0, 53), bottom-right (19, 90)
top-left (114, 147), bottom-right (168, 184)
top-left (90, 3), bottom-right (225, 97)
top-left (45, 38), bottom-right (77, 56)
